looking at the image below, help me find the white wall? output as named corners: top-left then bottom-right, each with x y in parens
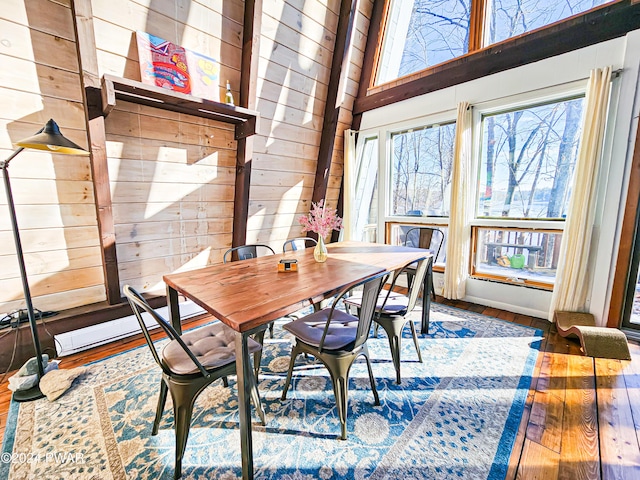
top-left (358, 33), bottom-right (640, 322)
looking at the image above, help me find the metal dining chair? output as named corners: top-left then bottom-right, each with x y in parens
top-left (223, 244), bottom-right (275, 263)
top-left (280, 271), bottom-right (389, 440)
top-left (123, 285), bottom-right (265, 480)
top-left (282, 237), bottom-right (317, 253)
top-left (344, 256), bottom-right (429, 384)
top-left (403, 227), bottom-right (443, 300)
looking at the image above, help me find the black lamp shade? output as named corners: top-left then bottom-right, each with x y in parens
top-left (15, 119), bottom-right (89, 156)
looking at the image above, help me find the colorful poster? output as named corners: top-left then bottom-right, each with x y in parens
top-left (185, 50), bottom-right (220, 101)
top-left (136, 32), bottom-right (220, 102)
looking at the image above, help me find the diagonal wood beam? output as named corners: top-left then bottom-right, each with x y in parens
top-left (311, 0), bottom-right (359, 215)
top-left (232, 0), bottom-right (262, 248)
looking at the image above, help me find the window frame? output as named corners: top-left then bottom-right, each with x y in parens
top-left (468, 84), bottom-right (588, 289)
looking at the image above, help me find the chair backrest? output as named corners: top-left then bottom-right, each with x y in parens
top-left (404, 227), bottom-right (444, 262)
top-left (223, 244), bottom-right (275, 263)
top-left (318, 271), bottom-right (389, 352)
top-left (282, 237), bottom-right (318, 253)
top-left (379, 256), bottom-right (429, 315)
top-left (123, 285), bottom-right (210, 378)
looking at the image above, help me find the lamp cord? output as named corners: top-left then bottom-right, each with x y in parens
top-left (0, 327), bottom-right (20, 386)
top-left (0, 309), bottom-right (62, 384)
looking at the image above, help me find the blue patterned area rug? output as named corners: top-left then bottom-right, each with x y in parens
top-left (1, 304), bottom-right (542, 479)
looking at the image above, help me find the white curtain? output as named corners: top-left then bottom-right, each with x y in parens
top-left (549, 66), bottom-right (612, 318)
top-left (444, 102), bottom-right (473, 299)
top-left (342, 129), bottom-right (356, 240)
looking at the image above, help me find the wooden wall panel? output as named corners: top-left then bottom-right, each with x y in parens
top-left (0, 1), bottom-right (105, 316)
top-left (248, 0), bottom-right (342, 249)
top-left (105, 103), bottom-right (237, 294)
top-left (91, 0), bottom-right (248, 294)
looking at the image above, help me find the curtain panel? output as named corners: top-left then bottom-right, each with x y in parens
top-left (444, 102), bottom-right (473, 299)
top-left (549, 66), bottom-right (613, 319)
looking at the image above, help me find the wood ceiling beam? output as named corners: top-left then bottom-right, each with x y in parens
top-left (233, 0), bottom-right (262, 248)
top-left (311, 0), bottom-right (359, 213)
top-left (354, 0), bottom-right (640, 115)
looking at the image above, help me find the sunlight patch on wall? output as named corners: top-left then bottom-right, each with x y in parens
top-left (156, 146), bottom-right (188, 164)
top-left (303, 80), bottom-right (318, 125)
top-left (298, 8), bottom-right (326, 71)
top-left (175, 247), bottom-right (212, 272)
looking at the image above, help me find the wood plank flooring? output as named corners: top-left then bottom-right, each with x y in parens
top-left (1, 297), bottom-right (639, 479)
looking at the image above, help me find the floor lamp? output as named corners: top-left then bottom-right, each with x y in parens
top-left (1, 119), bottom-right (89, 402)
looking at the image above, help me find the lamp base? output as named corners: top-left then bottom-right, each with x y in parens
top-left (12, 384), bottom-right (45, 402)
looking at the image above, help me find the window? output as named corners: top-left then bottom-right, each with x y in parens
top-left (485, 0), bottom-right (611, 46)
top-left (472, 227), bottom-right (562, 286)
top-left (472, 95), bottom-right (584, 288)
top-left (377, 0), bottom-right (471, 85)
top-left (375, 0), bottom-right (613, 86)
top-left (352, 136), bottom-right (379, 242)
top-left (477, 97), bottom-right (584, 219)
top-left (390, 122), bottom-right (456, 216)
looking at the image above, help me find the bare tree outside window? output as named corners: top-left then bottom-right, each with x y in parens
top-left (400, 0), bottom-right (472, 75)
top-left (391, 122), bottom-right (456, 216)
top-left (478, 97), bottom-right (584, 219)
top-left (376, 0), bottom-right (610, 85)
top-left (486, 0), bottom-right (611, 45)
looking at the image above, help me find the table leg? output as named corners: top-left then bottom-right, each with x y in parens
top-left (166, 285), bottom-right (182, 334)
top-left (235, 331), bottom-right (254, 480)
top-left (421, 258), bottom-right (432, 334)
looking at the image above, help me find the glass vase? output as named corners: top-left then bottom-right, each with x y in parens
top-left (314, 236), bottom-right (328, 263)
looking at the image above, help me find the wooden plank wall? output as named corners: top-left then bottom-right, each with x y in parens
top-left (0, 0), bottom-right (105, 314)
top-left (90, 0), bottom-right (244, 294)
top-left (0, 0), bottom-right (373, 311)
top-left (248, 0), bottom-right (372, 248)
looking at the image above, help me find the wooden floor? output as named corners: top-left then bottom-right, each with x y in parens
top-left (1, 297), bottom-right (639, 479)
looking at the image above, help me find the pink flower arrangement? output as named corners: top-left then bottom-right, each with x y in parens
top-left (299, 199), bottom-right (343, 239)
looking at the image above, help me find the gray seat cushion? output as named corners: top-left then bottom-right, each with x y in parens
top-left (162, 322), bottom-right (261, 375)
top-left (283, 308), bottom-right (359, 350)
top-left (345, 290), bottom-right (409, 315)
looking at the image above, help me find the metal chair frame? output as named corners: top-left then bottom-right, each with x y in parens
top-left (404, 227), bottom-right (444, 300)
top-left (280, 271), bottom-right (389, 439)
top-left (223, 243), bottom-right (275, 263)
top-left (282, 237), bottom-right (318, 253)
top-left (123, 285), bottom-right (265, 479)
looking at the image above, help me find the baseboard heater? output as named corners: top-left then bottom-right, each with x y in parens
top-left (54, 300), bottom-right (206, 357)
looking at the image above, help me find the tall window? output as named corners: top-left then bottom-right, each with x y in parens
top-left (472, 95), bottom-right (585, 288)
top-left (390, 122), bottom-right (456, 216)
top-left (376, 0), bottom-right (612, 86)
top-left (353, 136), bottom-right (379, 242)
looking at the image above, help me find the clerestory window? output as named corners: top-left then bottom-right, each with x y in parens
top-left (375, 0), bottom-right (613, 86)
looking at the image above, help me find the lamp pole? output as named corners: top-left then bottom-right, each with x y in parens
top-left (1, 148), bottom-right (46, 401)
top-left (2, 119), bottom-right (88, 402)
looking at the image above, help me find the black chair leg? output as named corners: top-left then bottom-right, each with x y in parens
top-left (281, 343), bottom-right (302, 400)
top-left (171, 392), bottom-right (197, 480)
top-left (152, 379), bottom-right (169, 435)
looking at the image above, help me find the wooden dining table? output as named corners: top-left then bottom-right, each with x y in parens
top-left (163, 241), bottom-right (432, 479)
